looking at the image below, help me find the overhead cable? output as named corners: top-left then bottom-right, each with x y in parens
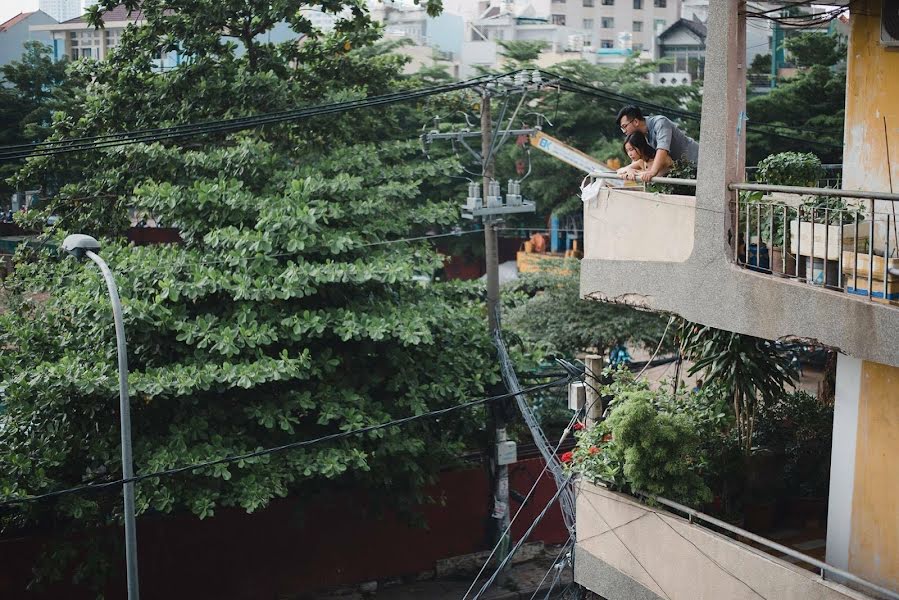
top-left (0, 377), bottom-right (570, 508)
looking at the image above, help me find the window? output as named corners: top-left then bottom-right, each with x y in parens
top-left (633, 20), bottom-right (643, 32)
top-left (583, 18), bottom-right (594, 29)
top-left (601, 0), bottom-right (614, 4)
top-left (632, 43), bottom-right (644, 52)
top-left (654, 0), bottom-right (666, 6)
top-left (552, 14), bottom-right (566, 25)
top-left (654, 18), bottom-right (666, 32)
top-left (552, 0), bottom-right (566, 4)
top-left (633, 0), bottom-right (642, 8)
top-left (600, 39), bottom-right (614, 48)
top-left (601, 17), bottom-right (614, 28)
top-left (583, 0), bottom-right (594, 5)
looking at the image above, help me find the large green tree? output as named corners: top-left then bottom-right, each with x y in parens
top-left (0, 41), bottom-right (69, 197)
top-left (0, 0), bottom-right (502, 590)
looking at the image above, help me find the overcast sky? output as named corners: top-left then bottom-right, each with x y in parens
top-left (1, 1), bottom-right (40, 25)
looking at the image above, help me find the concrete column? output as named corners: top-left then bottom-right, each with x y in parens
top-left (826, 354), bottom-right (899, 591)
top-left (693, 1), bottom-right (746, 261)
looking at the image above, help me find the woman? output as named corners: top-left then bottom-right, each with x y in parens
top-left (617, 131), bottom-right (672, 181)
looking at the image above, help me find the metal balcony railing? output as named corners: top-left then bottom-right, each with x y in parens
top-left (584, 173), bottom-right (899, 307)
top-left (731, 183), bottom-right (899, 304)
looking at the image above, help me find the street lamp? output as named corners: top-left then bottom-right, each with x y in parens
top-left (61, 234), bottom-right (139, 600)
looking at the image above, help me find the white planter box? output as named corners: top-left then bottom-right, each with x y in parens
top-left (789, 220), bottom-right (867, 261)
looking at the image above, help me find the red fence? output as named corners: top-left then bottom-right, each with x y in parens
top-left (0, 458), bottom-right (567, 599)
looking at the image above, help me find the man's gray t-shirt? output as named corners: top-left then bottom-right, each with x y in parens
top-left (645, 115), bottom-right (699, 163)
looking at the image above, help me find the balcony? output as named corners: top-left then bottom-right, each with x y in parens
top-left (575, 480), bottom-right (896, 600)
top-left (580, 179), bottom-right (899, 369)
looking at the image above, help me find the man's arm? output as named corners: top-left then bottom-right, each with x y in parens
top-left (640, 149), bottom-right (670, 182)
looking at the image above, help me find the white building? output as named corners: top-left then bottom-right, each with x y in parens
top-left (36, 0), bottom-right (83, 22)
top-left (31, 4), bottom-right (179, 68)
top-left (549, 0), bottom-right (681, 57)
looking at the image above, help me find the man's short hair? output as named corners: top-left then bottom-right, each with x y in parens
top-left (616, 105), bottom-right (644, 127)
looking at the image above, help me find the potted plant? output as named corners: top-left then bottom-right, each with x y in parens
top-left (790, 195), bottom-right (865, 286)
top-left (751, 152), bottom-right (828, 276)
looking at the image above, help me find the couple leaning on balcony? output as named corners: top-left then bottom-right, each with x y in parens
top-left (616, 105), bottom-right (699, 183)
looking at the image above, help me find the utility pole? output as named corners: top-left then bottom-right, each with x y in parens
top-left (481, 90), bottom-right (510, 579)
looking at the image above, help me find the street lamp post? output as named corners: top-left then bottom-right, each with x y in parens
top-left (62, 234), bottom-right (139, 600)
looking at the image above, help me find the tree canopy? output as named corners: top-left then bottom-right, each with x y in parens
top-left (0, 1), bottom-right (502, 591)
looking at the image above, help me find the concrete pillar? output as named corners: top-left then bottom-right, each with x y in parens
top-left (694, 1), bottom-right (746, 261)
top-left (826, 354), bottom-right (899, 590)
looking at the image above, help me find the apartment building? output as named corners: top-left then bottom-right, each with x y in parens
top-left (36, 0), bottom-right (84, 23)
top-left (549, 0), bottom-right (680, 55)
top-left (576, 1), bottom-right (899, 599)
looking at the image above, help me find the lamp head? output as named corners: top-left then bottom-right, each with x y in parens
top-left (61, 234), bottom-right (101, 259)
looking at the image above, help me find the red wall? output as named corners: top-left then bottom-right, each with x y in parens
top-left (0, 458), bottom-right (568, 599)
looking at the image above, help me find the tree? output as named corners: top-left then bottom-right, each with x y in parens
top-left (505, 263), bottom-right (673, 358)
top-left (497, 39), bottom-right (549, 69)
top-left (0, 1), bottom-right (503, 591)
top-left (0, 41), bottom-right (68, 196)
top-left (749, 53), bottom-right (771, 76)
top-left (680, 324), bottom-right (799, 455)
top-left (784, 31), bottom-right (846, 69)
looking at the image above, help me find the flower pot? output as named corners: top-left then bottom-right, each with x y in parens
top-left (770, 247), bottom-right (797, 277)
top-left (747, 243), bottom-right (769, 272)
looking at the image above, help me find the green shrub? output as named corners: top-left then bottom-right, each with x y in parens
top-left (755, 151), bottom-right (824, 187)
top-left (567, 370), bottom-right (712, 506)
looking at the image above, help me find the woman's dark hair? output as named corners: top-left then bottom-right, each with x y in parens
top-left (623, 131), bottom-right (656, 161)
top-left (616, 105), bottom-right (644, 128)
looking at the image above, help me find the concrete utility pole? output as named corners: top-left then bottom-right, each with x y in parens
top-left (481, 91), bottom-right (510, 577)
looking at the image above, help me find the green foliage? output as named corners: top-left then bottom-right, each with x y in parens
top-left (754, 390), bottom-right (833, 498)
top-left (504, 262), bottom-right (672, 358)
top-left (749, 53), bottom-right (772, 76)
top-left (1, 140), bottom-right (499, 533)
top-left (0, 2), bottom-right (505, 588)
top-left (680, 323), bottom-right (799, 455)
top-left (568, 370), bottom-right (712, 506)
top-left (0, 41), bottom-right (69, 197)
top-left (496, 40), bottom-right (549, 69)
top-left (755, 151), bottom-right (824, 187)
top-left (647, 159), bottom-right (697, 195)
top-left (746, 65), bottom-right (845, 164)
top-left (784, 32), bottom-right (846, 69)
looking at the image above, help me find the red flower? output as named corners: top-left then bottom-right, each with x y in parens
top-left (573, 422), bottom-right (585, 431)
top-left (601, 433), bottom-right (613, 442)
top-left (589, 446), bottom-right (600, 455)
top-left (560, 451), bottom-right (574, 463)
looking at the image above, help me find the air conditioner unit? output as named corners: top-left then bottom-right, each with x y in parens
top-left (883, 0), bottom-right (899, 47)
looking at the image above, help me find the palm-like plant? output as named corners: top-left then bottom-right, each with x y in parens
top-left (680, 323), bottom-right (799, 455)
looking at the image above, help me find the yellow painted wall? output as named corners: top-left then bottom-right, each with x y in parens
top-left (848, 360), bottom-right (899, 589)
top-left (843, 1), bottom-right (899, 196)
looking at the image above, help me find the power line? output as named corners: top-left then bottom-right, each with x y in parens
top-left (0, 377), bottom-right (570, 508)
top-left (0, 73), bottom-right (522, 162)
top-left (549, 76), bottom-right (843, 150)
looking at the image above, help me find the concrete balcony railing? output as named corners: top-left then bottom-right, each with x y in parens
top-left (575, 481), bottom-right (898, 600)
top-left (580, 177), bottom-right (899, 369)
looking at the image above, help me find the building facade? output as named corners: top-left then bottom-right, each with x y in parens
top-left (549, 0), bottom-right (681, 57)
top-left (36, 0), bottom-right (83, 23)
top-left (577, 1), bottom-right (899, 598)
top-left (0, 11), bottom-right (56, 68)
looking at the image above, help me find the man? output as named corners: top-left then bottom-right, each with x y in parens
top-left (616, 105), bottom-right (699, 182)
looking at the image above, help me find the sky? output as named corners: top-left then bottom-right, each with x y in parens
top-left (1, 1), bottom-right (40, 25)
